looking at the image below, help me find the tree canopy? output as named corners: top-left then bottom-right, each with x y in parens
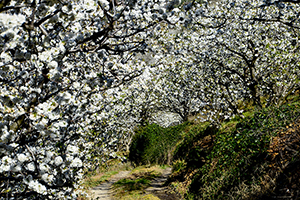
top-left (0, 0), bottom-right (299, 198)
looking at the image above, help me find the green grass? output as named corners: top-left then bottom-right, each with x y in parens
top-left (114, 178), bottom-right (151, 190)
top-left (114, 192), bottom-right (160, 200)
top-left (167, 96), bottom-right (300, 199)
top-left (82, 171), bottom-right (119, 189)
top-left (112, 165), bottom-right (165, 200)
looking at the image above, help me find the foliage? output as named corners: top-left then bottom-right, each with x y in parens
top-left (265, 119), bottom-right (300, 199)
top-left (172, 159), bottom-right (187, 174)
top-left (129, 122), bottom-right (189, 165)
top-left (173, 122), bottom-right (214, 168)
top-left (169, 101), bottom-right (300, 199)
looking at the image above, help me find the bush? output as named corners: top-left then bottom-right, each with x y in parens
top-left (129, 122), bottom-right (189, 165)
top-left (173, 123), bottom-right (216, 169)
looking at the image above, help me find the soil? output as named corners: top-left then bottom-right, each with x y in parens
top-left (88, 170), bottom-right (131, 200)
top-left (145, 167), bottom-right (181, 200)
top-left (88, 167), bottom-right (181, 200)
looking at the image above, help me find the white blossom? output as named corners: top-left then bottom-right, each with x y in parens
top-left (28, 180), bottom-right (47, 194)
top-left (54, 156), bottom-right (63, 166)
top-left (17, 154), bottom-right (28, 163)
top-left (27, 162), bottom-right (35, 172)
top-left (70, 157), bottom-right (82, 167)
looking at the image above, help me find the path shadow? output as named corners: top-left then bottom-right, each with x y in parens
top-left (145, 168), bottom-right (181, 200)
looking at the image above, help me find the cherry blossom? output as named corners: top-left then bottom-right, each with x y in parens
top-left (1, 0), bottom-right (299, 199)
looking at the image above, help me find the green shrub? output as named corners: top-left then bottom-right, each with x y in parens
top-left (129, 122), bottom-right (189, 165)
top-left (173, 124), bottom-right (216, 169)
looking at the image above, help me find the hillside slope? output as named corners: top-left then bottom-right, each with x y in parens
top-left (167, 100), bottom-right (300, 199)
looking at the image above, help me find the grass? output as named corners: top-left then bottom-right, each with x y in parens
top-left (111, 165), bottom-right (165, 200)
top-left (82, 171), bottom-right (119, 189)
top-left (78, 163), bottom-right (167, 200)
top-left (114, 192), bottom-right (160, 200)
top-left (166, 93), bottom-right (300, 199)
top-left (130, 165), bottom-right (166, 175)
top-left (82, 159), bottom-right (133, 188)
top-left (77, 156), bottom-right (133, 199)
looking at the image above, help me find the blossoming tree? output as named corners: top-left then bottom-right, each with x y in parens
top-left (99, 0), bottom-right (300, 128)
top-left (146, 0), bottom-right (300, 124)
top-left (0, 0), bottom-right (185, 198)
top-left (189, 0), bottom-right (299, 114)
top-left (1, 0), bottom-right (300, 198)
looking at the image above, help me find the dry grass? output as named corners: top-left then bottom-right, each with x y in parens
top-left (111, 165), bottom-right (167, 200)
top-left (115, 192), bottom-right (160, 200)
top-left (130, 165), bottom-right (165, 177)
top-left (77, 159), bottom-right (133, 199)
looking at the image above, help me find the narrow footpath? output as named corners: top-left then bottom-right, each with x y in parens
top-left (145, 167), bottom-right (179, 200)
top-left (88, 170), bottom-right (131, 200)
top-left (88, 167), bottom-right (180, 200)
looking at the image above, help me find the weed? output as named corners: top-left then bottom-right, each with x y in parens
top-left (165, 101), bottom-right (300, 199)
top-left (188, 103), bottom-right (300, 199)
top-left (172, 159), bottom-right (187, 174)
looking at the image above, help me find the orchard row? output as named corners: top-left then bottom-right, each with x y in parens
top-left (0, 0), bottom-right (299, 199)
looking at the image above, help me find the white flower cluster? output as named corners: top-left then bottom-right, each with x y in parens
top-left (0, 0), bottom-right (187, 198)
top-left (1, 0), bottom-right (299, 198)
top-left (28, 180), bottom-right (47, 195)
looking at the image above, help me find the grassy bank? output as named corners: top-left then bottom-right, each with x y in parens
top-left (129, 95), bottom-right (300, 199)
top-left (169, 101), bottom-right (300, 199)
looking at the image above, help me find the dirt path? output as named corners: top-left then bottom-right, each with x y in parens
top-left (145, 167), bottom-right (180, 200)
top-left (88, 167), bottom-right (180, 200)
top-left (88, 170), bottom-right (131, 200)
